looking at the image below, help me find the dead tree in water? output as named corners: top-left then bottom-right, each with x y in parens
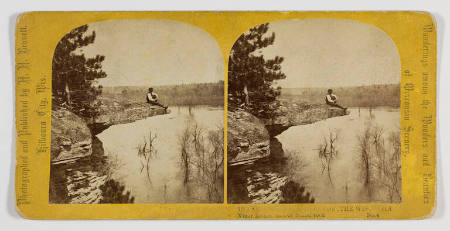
top-left (204, 127), bottom-right (224, 202)
top-left (357, 122), bottom-right (402, 202)
top-left (385, 131), bottom-right (402, 202)
top-left (318, 130), bottom-right (339, 186)
top-left (373, 129), bottom-right (401, 202)
top-left (372, 126), bottom-right (386, 179)
top-left (178, 120), bottom-right (224, 202)
top-left (179, 125), bottom-right (191, 185)
top-left (137, 131), bottom-right (157, 187)
top-left (358, 125), bottom-right (372, 199)
top-left (191, 123), bottom-right (206, 178)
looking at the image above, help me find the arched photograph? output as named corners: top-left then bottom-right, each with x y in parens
top-left (49, 20), bottom-right (224, 204)
top-left (227, 19), bottom-right (401, 204)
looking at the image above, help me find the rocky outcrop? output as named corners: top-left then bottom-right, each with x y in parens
top-left (262, 100), bottom-right (347, 136)
top-left (91, 103), bottom-right (168, 135)
top-left (228, 100), bottom-right (348, 166)
top-left (227, 110), bottom-right (270, 166)
top-left (51, 108), bottom-right (92, 165)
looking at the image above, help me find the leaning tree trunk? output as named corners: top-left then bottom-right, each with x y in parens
top-left (64, 81), bottom-right (71, 104)
top-left (243, 84), bottom-right (249, 106)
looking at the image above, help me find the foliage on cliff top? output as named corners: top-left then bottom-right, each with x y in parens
top-left (52, 24), bottom-right (106, 119)
top-left (228, 23), bottom-right (286, 118)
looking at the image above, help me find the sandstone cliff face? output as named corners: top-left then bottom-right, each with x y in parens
top-left (227, 110), bottom-right (270, 166)
top-left (51, 108), bottom-right (92, 164)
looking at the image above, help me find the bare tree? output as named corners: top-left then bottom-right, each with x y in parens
top-left (137, 131), bottom-right (157, 186)
top-left (204, 127), bottom-right (224, 202)
top-left (358, 125), bottom-right (373, 198)
top-left (376, 131), bottom-right (401, 202)
top-left (191, 122), bottom-right (205, 178)
top-left (357, 122), bottom-right (401, 202)
top-left (372, 125), bottom-right (386, 179)
top-left (179, 125), bottom-right (191, 185)
top-left (386, 131), bottom-right (402, 202)
top-left (177, 119), bottom-right (224, 202)
top-left (318, 129), bottom-right (339, 186)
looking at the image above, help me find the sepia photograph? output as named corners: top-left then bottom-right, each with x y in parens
top-left (11, 8), bottom-right (439, 222)
top-left (49, 20), bottom-right (225, 204)
top-left (227, 19), bottom-right (401, 204)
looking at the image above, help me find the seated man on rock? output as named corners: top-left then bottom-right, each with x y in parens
top-left (146, 87), bottom-right (168, 110)
top-left (325, 89), bottom-right (347, 112)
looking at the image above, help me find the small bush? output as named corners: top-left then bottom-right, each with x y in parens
top-left (280, 181), bottom-right (315, 203)
top-left (99, 179), bottom-right (135, 204)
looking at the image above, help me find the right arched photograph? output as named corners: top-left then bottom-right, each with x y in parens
top-left (227, 19), bottom-right (401, 204)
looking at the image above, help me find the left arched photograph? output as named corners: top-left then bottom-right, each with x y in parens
top-left (49, 20), bottom-right (225, 204)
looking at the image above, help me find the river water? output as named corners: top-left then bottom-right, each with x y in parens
top-left (228, 108), bottom-right (400, 204)
top-left (50, 106), bottom-right (224, 204)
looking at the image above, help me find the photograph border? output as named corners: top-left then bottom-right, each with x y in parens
top-left (15, 11), bottom-right (436, 219)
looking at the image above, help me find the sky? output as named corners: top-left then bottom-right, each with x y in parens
top-left (259, 19), bottom-right (401, 88)
top-left (78, 19), bottom-right (224, 87)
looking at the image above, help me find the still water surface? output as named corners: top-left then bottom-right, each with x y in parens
top-left (51, 106), bottom-right (223, 203)
top-left (228, 108), bottom-right (400, 204)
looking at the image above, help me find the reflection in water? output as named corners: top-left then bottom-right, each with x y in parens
top-left (228, 108), bottom-right (400, 204)
top-left (178, 116), bottom-right (224, 203)
top-left (50, 106), bottom-right (224, 204)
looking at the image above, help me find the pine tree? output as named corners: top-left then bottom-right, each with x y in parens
top-left (52, 25), bottom-right (107, 118)
top-left (228, 23), bottom-right (286, 118)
